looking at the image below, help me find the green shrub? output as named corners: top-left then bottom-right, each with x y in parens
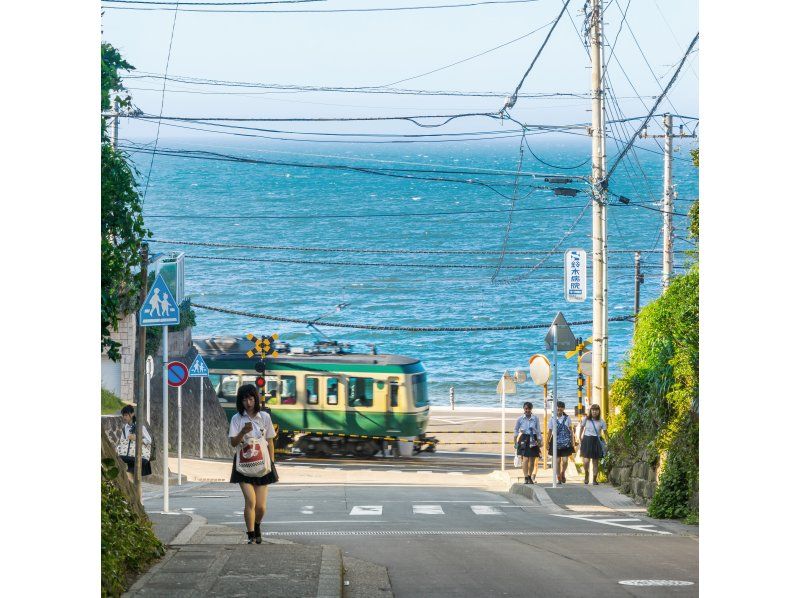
top-left (100, 466), bottom-right (164, 597)
top-left (101, 388), bottom-right (127, 415)
top-left (607, 265), bottom-right (699, 521)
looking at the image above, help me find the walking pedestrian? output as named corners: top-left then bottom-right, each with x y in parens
top-left (118, 404), bottom-right (152, 476)
top-left (546, 401), bottom-right (575, 484)
top-left (229, 384), bottom-right (277, 544)
top-left (579, 403), bottom-right (607, 485)
top-left (514, 402), bottom-right (541, 484)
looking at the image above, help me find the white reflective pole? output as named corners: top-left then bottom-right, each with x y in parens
top-left (199, 378), bottom-right (204, 460)
top-left (178, 384), bottom-right (182, 485)
top-left (162, 326), bottom-right (169, 512)
top-left (501, 376), bottom-right (506, 472)
top-left (146, 368), bottom-right (151, 425)
top-left (552, 324), bottom-right (559, 488)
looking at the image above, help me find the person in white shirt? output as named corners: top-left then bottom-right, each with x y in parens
top-left (513, 402), bottom-right (541, 484)
top-left (547, 401), bottom-right (575, 484)
top-left (578, 403), bottom-right (608, 485)
top-left (229, 384), bottom-right (277, 544)
top-left (119, 404), bottom-right (152, 476)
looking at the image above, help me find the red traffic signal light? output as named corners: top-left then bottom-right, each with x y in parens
top-left (255, 376), bottom-right (266, 388)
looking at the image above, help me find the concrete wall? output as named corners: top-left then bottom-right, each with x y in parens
top-left (607, 452), bottom-right (661, 504)
top-left (101, 312), bottom-right (137, 402)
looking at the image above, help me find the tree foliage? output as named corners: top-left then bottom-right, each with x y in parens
top-left (101, 43), bottom-right (150, 361)
top-left (606, 150), bottom-right (699, 522)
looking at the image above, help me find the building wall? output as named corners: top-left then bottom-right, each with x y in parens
top-left (101, 313), bottom-right (137, 403)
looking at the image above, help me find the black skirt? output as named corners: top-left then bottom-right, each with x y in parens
top-left (516, 434), bottom-right (541, 458)
top-left (230, 456), bottom-right (278, 486)
top-left (120, 456), bottom-right (152, 477)
top-left (555, 444), bottom-right (574, 457)
top-left (580, 435), bottom-right (604, 459)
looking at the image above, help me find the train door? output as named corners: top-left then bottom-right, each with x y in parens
top-left (320, 376), bottom-right (341, 431)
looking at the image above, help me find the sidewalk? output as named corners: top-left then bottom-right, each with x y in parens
top-left (127, 514), bottom-right (344, 597)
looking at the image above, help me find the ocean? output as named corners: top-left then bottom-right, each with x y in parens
top-left (131, 135), bottom-right (699, 409)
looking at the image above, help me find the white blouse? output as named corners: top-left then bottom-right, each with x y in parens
top-left (228, 411), bottom-right (277, 441)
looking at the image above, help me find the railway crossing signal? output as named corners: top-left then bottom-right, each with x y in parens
top-left (566, 337), bottom-right (593, 415)
top-left (246, 332), bottom-right (279, 358)
top-left (246, 332), bottom-right (279, 406)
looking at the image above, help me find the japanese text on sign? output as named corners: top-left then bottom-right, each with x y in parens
top-left (564, 248), bottom-right (587, 302)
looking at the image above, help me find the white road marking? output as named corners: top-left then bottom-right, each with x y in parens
top-left (447, 471), bottom-right (465, 475)
top-left (551, 514), bottom-right (671, 535)
top-left (350, 505), bottom-right (383, 516)
top-left (189, 495), bottom-right (228, 499)
top-left (470, 505), bottom-right (503, 515)
top-left (179, 508), bottom-right (196, 512)
top-left (266, 520), bottom-right (384, 524)
top-left (600, 518), bottom-right (641, 523)
top-left (413, 505), bottom-right (445, 515)
top-left (416, 470), bottom-right (433, 474)
top-left (300, 505), bottom-right (314, 514)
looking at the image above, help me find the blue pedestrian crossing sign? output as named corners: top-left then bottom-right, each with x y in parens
top-left (189, 354), bottom-right (209, 377)
top-left (139, 274), bottom-right (180, 326)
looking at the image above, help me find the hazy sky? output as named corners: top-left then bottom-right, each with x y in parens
top-left (101, 0), bottom-right (698, 142)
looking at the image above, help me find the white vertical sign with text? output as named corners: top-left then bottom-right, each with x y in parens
top-left (564, 248), bottom-right (587, 302)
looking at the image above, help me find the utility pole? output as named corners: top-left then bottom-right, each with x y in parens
top-left (640, 113), bottom-right (696, 292)
top-left (133, 243), bottom-right (148, 499)
top-left (589, 0), bottom-right (608, 418)
top-left (110, 99), bottom-right (119, 149)
top-left (633, 251), bottom-right (642, 327)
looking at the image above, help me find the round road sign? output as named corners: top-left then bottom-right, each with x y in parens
top-left (579, 351), bottom-right (592, 375)
top-left (167, 361), bottom-right (190, 387)
top-left (528, 354), bottom-right (551, 385)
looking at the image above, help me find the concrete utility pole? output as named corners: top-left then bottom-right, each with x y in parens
top-left (640, 113), bottom-right (697, 292)
top-left (633, 251), bottom-right (642, 328)
top-left (133, 244), bottom-right (148, 499)
top-left (589, 0), bottom-right (608, 418)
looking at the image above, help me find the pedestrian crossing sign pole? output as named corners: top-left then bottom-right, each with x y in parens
top-left (138, 273), bottom-right (181, 513)
top-left (189, 354), bottom-right (209, 459)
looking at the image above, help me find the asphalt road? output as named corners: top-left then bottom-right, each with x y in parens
top-left (144, 450), bottom-right (698, 597)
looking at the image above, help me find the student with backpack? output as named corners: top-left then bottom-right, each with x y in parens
top-left (578, 403), bottom-right (608, 485)
top-left (546, 401), bottom-right (575, 484)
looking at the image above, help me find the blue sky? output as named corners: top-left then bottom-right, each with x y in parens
top-left (101, 0), bottom-right (699, 141)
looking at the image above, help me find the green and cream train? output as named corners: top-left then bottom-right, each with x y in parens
top-left (194, 337), bottom-right (431, 456)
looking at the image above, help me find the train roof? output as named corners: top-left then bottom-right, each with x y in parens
top-left (194, 336), bottom-right (421, 367)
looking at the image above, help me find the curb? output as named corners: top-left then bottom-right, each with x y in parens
top-left (171, 511), bottom-right (207, 545)
top-left (317, 544), bottom-right (344, 598)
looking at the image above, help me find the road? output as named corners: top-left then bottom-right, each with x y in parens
top-left (145, 448), bottom-right (698, 597)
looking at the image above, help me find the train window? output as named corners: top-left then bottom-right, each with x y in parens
top-left (219, 375), bottom-right (239, 399)
top-left (348, 377), bottom-right (374, 408)
top-left (412, 374), bottom-right (428, 407)
top-left (326, 378), bottom-right (339, 405)
top-left (280, 376), bottom-right (297, 404)
top-left (389, 378), bottom-right (400, 408)
top-left (305, 378), bottom-right (319, 405)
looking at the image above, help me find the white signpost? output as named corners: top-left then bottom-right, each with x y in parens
top-left (496, 370), bottom-right (526, 472)
top-left (189, 354), bottom-right (209, 459)
top-left (544, 312), bottom-right (577, 488)
top-left (139, 274), bottom-right (180, 512)
top-left (145, 355), bottom-right (154, 425)
top-left (564, 248), bottom-right (587, 303)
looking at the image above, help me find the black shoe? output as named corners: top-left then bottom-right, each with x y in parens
top-left (254, 523), bottom-right (262, 544)
top-left (247, 531), bottom-right (256, 544)
top-left (524, 476), bottom-right (532, 484)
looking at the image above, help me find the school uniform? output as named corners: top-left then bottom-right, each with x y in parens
top-left (229, 411), bottom-right (277, 486)
top-left (579, 417), bottom-right (607, 459)
top-left (120, 422), bottom-right (152, 476)
top-left (547, 414), bottom-right (575, 457)
top-left (514, 414), bottom-right (541, 458)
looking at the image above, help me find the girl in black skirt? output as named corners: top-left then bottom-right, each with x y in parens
top-left (119, 405), bottom-right (152, 476)
top-left (514, 402), bottom-right (542, 484)
top-left (579, 403), bottom-right (608, 485)
top-left (229, 384), bottom-right (277, 544)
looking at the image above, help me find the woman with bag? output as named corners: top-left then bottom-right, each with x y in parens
top-left (579, 403), bottom-right (608, 485)
top-left (546, 401), bottom-right (575, 485)
top-left (118, 404), bottom-right (152, 476)
top-left (513, 402), bottom-right (541, 484)
top-left (229, 384), bottom-right (277, 544)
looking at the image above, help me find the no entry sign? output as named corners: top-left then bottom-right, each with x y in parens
top-left (167, 361), bottom-right (190, 387)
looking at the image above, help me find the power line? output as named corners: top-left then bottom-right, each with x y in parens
top-left (140, 2), bottom-right (180, 205)
top-left (146, 238), bottom-right (672, 254)
top-left (102, 0), bottom-right (542, 13)
top-left (191, 301), bottom-right (635, 332)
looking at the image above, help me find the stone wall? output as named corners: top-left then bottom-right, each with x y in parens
top-left (101, 312), bottom-right (137, 403)
top-left (607, 452), bottom-right (661, 504)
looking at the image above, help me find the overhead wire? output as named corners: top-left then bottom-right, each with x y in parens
top-left (102, 0), bottom-right (542, 13)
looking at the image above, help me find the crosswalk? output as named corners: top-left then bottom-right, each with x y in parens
top-left (296, 504), bottom-right (514, 517)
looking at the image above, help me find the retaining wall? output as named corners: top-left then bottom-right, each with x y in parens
top-left (607, 452), bottom-right (661, 504)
